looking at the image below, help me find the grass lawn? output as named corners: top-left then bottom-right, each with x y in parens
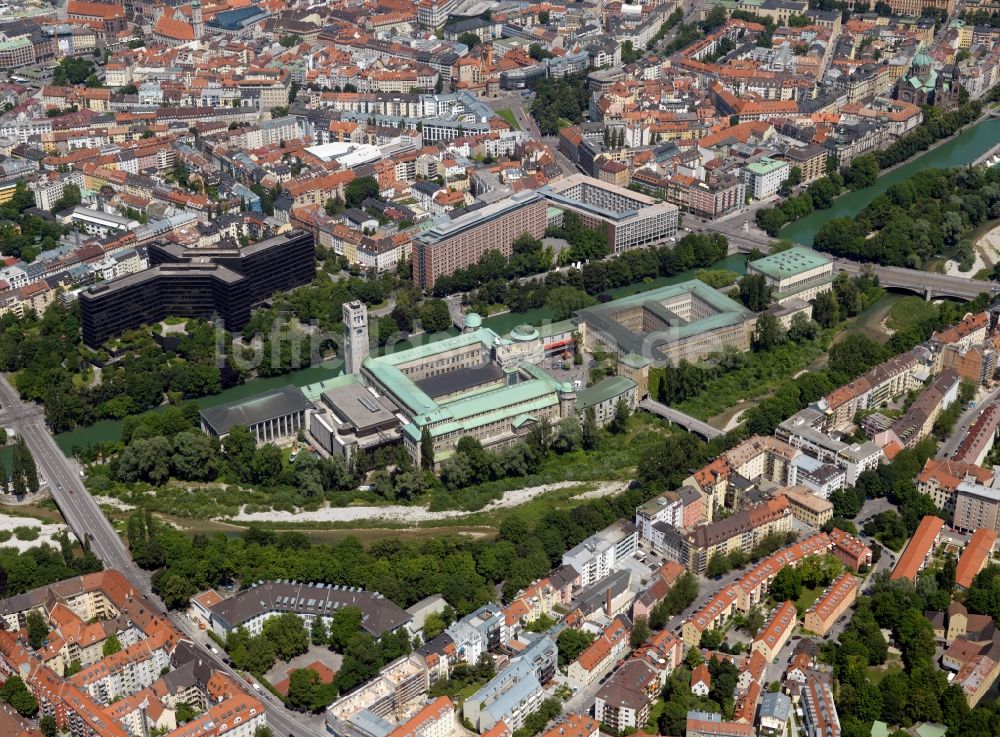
top-left (496, 109), bottom-right (520, 130)
top-left (646, 699), bottom-right (666, 731)
top-left (886, 296), bottom-right (939, 333)
top-left (458, 683), bottom-right (480, 704)
top-left (867, 662), bottom-right (903, 684)
top-left (795, 586), bottom-right (824, 614)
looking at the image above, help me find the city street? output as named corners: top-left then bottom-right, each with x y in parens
top-left (937, 385), bottom-right (1000, 459)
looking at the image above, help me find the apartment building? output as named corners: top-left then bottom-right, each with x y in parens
top-left (876, 369), bottom-right (960, 450)
top-left (562, 521), bottom-right (639, 589)
top-left (635, 487), bottom-right (704, 539)
top-left (683, 497), bottom-right (793, 575)
top-left (803, 573), bottom-right (857, 636)
top-left (891, 515), bottom-right (945, 581)
top-left (799, 679), bottom-right (840, 737)
top-left (818, 350), bottom-right (921, 432)
top-left (917, 459), bottom-right (995, 519)
top-left (954, 479), bottom-right (1000, 535)
top-left (752, 601), bottom-right (797, 662)
top-left (594, 658), bottom-right (661, 732)
top-left (955, 529), bottom-right (997, 590)
top-left (774, 486), bottom-right (833, 529)
top-left (827, 528), bottom-right (872, 572)
top-left (566, 617), bottom-right (631, 689)
top-left (463, 636), bottom-right (556, 733)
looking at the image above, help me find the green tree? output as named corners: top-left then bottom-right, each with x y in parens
top-left (26, 610), bottom-right (48, 649)
top-left (53, 183), bottom-right (82, 212)
top-left (631, 615), bottom-right (651, 647)
top-left (706, 553), bottom-right (729, 578)
top-left (262, 612), bottom-right (310, 661)
top-left (103, 634), bottom-right (122, 656)
top-left (248, 444), bottom-right (283, 485)
top-left (738, 273), bottom-right (772, 311)
top-left (420, 427), bottom-right (435, 470)
top-left (418, 299), bottom-right (452, 332)
top-left (311, 615), bottom-right (328, 646)
top-left (609, 399), bottom-right (630, 434)
top-left (770, 566), bottom-right (801, 602)
top-left (345, 177), bottom-right (379, 208)
top-left (170, 431), bottom-right (218, 481)
top-left (582, 407), bottom-right (598, 450)
top-left (556, 627), bottom-right (595, 666)
top-left (222, 425), bottom-right (257, 471)
top-left (328, 607), bottom-right (364, 651)
top-left (286, 667), bottom-right (336, 712)
top-left (812, 290), bottom-right (840, 328)
top-left (176, 702), bottom-right (200, 724)
top-left (752, 312), bottom-right (785, 351)
top-left (10, 437), bottom-right (38, 496)
top-left (0, 675), bottom-right (37, 717)
top-left (40, 714), bottom-right (57, 737)
top-left (543, 286), bottom-right (596, 320)
top-left (457, 32), bottom-right (481, 48)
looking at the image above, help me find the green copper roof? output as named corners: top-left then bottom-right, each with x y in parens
top-left (577, 377), bottom-right (636, 409)
top-left (746, 157), bottom-right (788, 176)
top-left (748, 246), bottom-right (830, 280)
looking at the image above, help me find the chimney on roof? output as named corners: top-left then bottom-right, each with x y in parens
top-left (605, 588), bottom-right (612, 616)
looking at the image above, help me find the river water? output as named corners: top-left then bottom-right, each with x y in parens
top-left (780, 118), bottom-right (1000, 246)
top-left (52, 255), bottom-right (750, 454)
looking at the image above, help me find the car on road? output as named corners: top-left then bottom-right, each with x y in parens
top-left (56, 483), bottom-right (61, 491)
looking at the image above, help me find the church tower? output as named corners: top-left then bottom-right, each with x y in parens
top-left (343, 300), bottom-right (369, 374)
top-left (191, 0), bottom-right (204, 40)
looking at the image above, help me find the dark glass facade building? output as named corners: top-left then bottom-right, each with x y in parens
top-left (79, 230), bottom-right (315, 347)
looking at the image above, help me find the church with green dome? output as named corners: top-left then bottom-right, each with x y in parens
top-left (897, 49), bottom-right (960, 109)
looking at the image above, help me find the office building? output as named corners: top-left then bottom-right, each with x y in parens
top-left (573, 280), bottom-right (756, 367)
top-left (79, 231), bottom-right (316, 346)
top-left (746, 247), bottom-right (834, 305)
top-left (539, 174), bottom-right (678, 256)
top-left (412, 192), bottom-right (546, 289)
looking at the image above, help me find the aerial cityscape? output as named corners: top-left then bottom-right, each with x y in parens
top-left (4, 0), bottom-right (1000, 737)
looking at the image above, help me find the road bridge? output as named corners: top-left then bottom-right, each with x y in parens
top-left (727, 241), bottom-right (1000, 301)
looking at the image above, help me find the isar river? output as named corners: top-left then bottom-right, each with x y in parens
top-left (780, 117), bottom-right (1000, 246)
